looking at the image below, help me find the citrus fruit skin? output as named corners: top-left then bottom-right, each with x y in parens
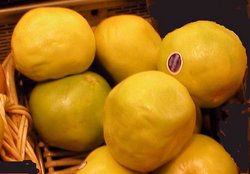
top-left (0, 64), bottom-right (6, 93)
top-left (103, 71), bottom-right (196, 172)
top-left (76, 146), bottom-right (144, 174)
top-left (29, 71), bottom-right (111, 152)
top-left (153, 134), bottom-right (239, 174)
top-left (157, 20), bottom-right (247, 108)
top-left (94, 15), bottom-right (161, 82)
top-left (11, 7), bottom-right (95, 81)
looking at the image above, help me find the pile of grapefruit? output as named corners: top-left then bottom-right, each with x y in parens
top-left (1, 6), bottom-right (247, 173)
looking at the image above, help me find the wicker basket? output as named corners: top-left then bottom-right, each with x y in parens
top-left (1, 52), bottom-right (91, 174)
top-left (0, 0), bottom-right (153, 173)
top-left (0, 0), bottom-right (249, 174)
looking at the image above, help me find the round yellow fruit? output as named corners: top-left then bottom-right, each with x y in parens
top-left (11, 7), bottom-right (95, 81)
top-left (103, 71), bottom-right (196, 172)
top-left (76, 146), bottom-right (144, 174)
top-left (94, 15), bottom-right (161, 82)
top-left (157, 20), bottom-right (247, 108)
top-left (153, 134), bottom-right (239, 174)
top-left (29, 71), bottom-right (111, 151)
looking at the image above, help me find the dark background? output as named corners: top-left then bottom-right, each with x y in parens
top-left (0, 0), bottom-right (249, 172)
top-left (149, 0), bottom-right (250, 172)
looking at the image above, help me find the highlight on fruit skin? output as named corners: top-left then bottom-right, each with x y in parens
top-left (152, 134), bottom-right (239, 174)
top-left (157, 20), bottom-right (247, 108)
top-left (94, 14), bottom-right (162, 83)
top-left (11, 7), bottom-right (96, 81)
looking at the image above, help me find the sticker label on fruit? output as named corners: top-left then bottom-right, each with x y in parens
top-left (166, 52), bottom-right (183, 75)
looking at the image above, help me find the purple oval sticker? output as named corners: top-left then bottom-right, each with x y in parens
top-left (166, 52), bottom-right (183, 75)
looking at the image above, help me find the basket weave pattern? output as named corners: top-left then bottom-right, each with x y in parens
top-left (1, 54), bottom-right (92, 174)
top-left (0, 53), bottom-right (41, 170)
